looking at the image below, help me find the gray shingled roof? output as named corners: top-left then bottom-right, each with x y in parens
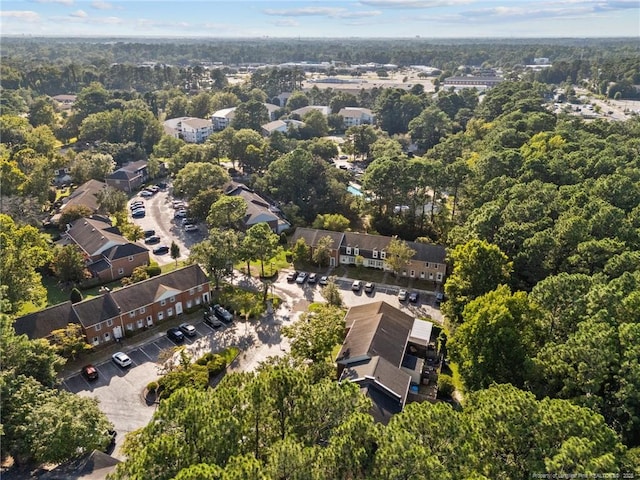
top-left (65, 217), bottom-right (126, 257)
top-left (407, 240), bottom-right (446, 264)
top-left (13, 302), bottom-right (79, 339)
top-left (109, 264), bottom-right (208, 315)
top-left (104, 243), bottom-right (149, 261)
top-left (337, 301), bottom-right (413, 368)
top-left (342, 231), bottom-right (390, 253)
top-left (290, 227), bottom-right (345, 250)
top-left (61, 180), bottom-right (107, 213)
top-left (72, 293), bottom-right (122, 328)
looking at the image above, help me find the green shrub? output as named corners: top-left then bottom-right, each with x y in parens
top-left (147, 381), bottom-right (158, 392)
top-left (438, 374), bottom-right (455, 398)
top-left (196, 352), bottom-right (215, 366)
top-left (70, 287), bottom-right (83, 303)
top-left (146, 264), bottom-right (161, 277)
top-left (207, 354), bottom-right (226, 376)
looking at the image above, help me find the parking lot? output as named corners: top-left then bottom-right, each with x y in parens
top-left (128, 184), bottom-right (206, 266)
top-left (64, 318), bottom-right (237, 458)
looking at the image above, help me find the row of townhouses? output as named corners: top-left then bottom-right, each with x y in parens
top-left (14, 265), bottom-right (211, 347)
top-left (291, 228), bottom-right (447, 283)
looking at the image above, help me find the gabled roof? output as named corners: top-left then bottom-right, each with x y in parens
top-left (225, 182), bottom-right (280, 227)
top-left (61, 180), bottom-right (108, 213)
top-left (212, 107), bottom-right (236, 119)
top-left (407, 240), bottom-right (446, 264)
top-left (110, 264), bottom-right (209, 314)
top-left (340, 355), bottom-right (412, 404)
top-left (337, 301), bottom-right (413, 368)
top-left (181, 117), bottom-right (213, 130)
top-left (291, 105), bottom-right (331, 117)
top-left (72, 293), bottom-right (122, 328)
top-left (342, 231), bottom-right (391, 252)
top-left (290, 227), bottom-right (345, 250)
top-left (40, 449), bottom-right (120, 480)
top-left (338, 107), bottom-right (374, 118)
top-left (262, 119), bottom-right (287, 133)
top-left (103, 243), bottom-right (148, 261)
top-left (107, 161), bottom-right (147, 181)
top-left (154, 284), bottom-right (183, 302)
top-left (65, 217), bottom-right (127, 257)
top-left (13, 302), bottom-right (79, 339)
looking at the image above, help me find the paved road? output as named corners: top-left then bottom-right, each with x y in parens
top-left (129, 185), bottom-right (205, 266)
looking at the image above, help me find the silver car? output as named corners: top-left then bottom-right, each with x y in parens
top-left (112, 351), bottom-right (132, 368)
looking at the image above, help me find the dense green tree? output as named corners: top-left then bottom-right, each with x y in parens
top-left (28, 97), bottom-right (57, 129)
top-left (385, 238), bottom-right (416, 276)
top-left (189, 229), bottom-right (239, 289)
top-left (442, 239), bottom-right (512, 324)
top-left (0, 214), bottom-right (52, 313)
top-left (312, 213), bottom-right (350, 232)
top-left (187, 188), bottom-right (220, 223)
top-left (230, 128), bottom-right (265, 171)
top-left (449, 285), bottom-right (542, 390)
top-left (346, 124), bottom-right (378, 159)
top-left (51, 245), bottom-right (88, 284)
top-left (409, 106), bottom-right (453, 152)
top-left (207, 196), bottom-right (247, 230)
top-left (96, 185), bottom-right (127, 214)
top-left (231, 100), bottom-right (269, 132)
top-left (49, 323), bottom-right (92, 360)
top-left (320, 276), bottom-right (343, 308)
top-left (173, 162), bottom-right (229, 199)
top-left (243, 223), bottom-right (280, 277)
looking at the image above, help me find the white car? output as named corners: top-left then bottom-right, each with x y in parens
top-left (175, 209), bottom-right (187, 218)
top-left (398, 289), bottom-right (408, 301)
top-left (179, 322), bottom-right (197, 337)
top-left (112, 351), bottom-right (132, 368)
top-left (184, 224), bottom-right (198, 232)
top-left (140, 190), bottom-right (154, 197)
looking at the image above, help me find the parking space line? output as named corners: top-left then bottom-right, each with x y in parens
top-left (137, 347), bottom-right (155, 362)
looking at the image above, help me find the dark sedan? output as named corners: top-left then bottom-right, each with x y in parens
top-left (167, 327), bottom-right (185, 343)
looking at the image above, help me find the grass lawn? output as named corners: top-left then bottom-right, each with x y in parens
top-left (235, 248), bottom-right (291, 278)
top-left (161, 259), bottom-right (188, 274)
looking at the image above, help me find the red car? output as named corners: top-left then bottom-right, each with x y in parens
top-left (82, 364), bottom-right (99, 381)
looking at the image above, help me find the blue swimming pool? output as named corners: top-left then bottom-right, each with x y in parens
top-left (347, 185), bottom-right (363, 196)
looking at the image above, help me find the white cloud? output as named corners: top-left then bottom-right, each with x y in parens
top-left (70, 9), bottom-right (88, 18)
top-left (271, 18), bottom-right (300, 27)
top-left (91, 1), bottom-right (113, 10)
top-left (358, 0), bottom-right (473, 8)
top-left (263, 6), bottom-right (381, 19)
top-left (0, 10), bottom-right (41, 22)
top-left (35, 0), bottom-right (74, 5)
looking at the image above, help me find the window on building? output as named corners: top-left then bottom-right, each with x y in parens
top-left (118, 268), bottom-right (124, 275)
top-left (420, 272), bottom-right (425, 278)
top-left (170, 296), bottom-right (175, 303)
top-left (189, 288), bottom-right (195, 295)
top-left (186, 300), bottom-right (193, 308)
top-left (95, 323), bottom-right (101, 331)
top-left (381, 251), bottom-right (386, 259)
top-left (129, 311), bottom-right (135, 318)
top-left (410, 270), bottom-right (415, 277)
top-left (197, 285), bottom-right (203, 292)
top-left (139, 307), bottom-right (145, 314)
top-left (160, 299), bottom-right (166, 306)
top-left (437, 272), bottom-right (443, 281)
top-left (346, 246), bottom-right (352, 255)
top-left (128, 256), bottom-right (134, 262)
top-left (354, 247), bottom-right (359, 256)
top-left (103, 332), bottom-right (110, 341)
top-left (127, 323), bottom-right (134, 330)
top-left (93, 337), bottom-right (99, 344)
top-left (372, 250), bottom-right (378, 258)
top-left (429, 272), bottom-right (434, 280)
top-left (158, 311), bottom-right (164, 321)
top-left (425, 262), bottom-right (430, 268)
top-left (137, 319), bottom-right (144, 328)
top-left (106, 319), bottom-right (113, 327)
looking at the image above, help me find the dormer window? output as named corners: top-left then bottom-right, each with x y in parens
top-left (373, 250), bottom-right (378, 258)
top-left (346, 246), bottom-right (352, 255)
top-left (381, 251), bottom-right (386, 259)
top-left (354, 247), bottom-right (359, 256)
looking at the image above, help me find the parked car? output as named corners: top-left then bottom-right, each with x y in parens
top-left (82, 364), bottom-right (99, 381)
top-left (364, 282), bottom-right (375, 293)
top-left (179, 322), bottom-right (197, 337)
top-left (147, 185), bottom-right (160, 193)
top-left (144, 235), bottom-right (161, 245)
top-left (184, 224), bottom-right (198, 232)
top-left (204, 310), bottom-right (223, 328)
top-left (409, 292), bottom-right (419, 303)
top-left (174, 209), bottom-right (187, 218)
top-left (435, 292), bottom-right (444, 305)
top-left (143, 229), bottom-right (155, 238)
top-left (132, 210), bottom-right (146, 219)
top-left (167, 327), bottom-right (185, 343)
top-left (172, 200), bottom-right (185, 208)
top-left (140, 190), bottom-right (154, 197)
top-left (352, 280), bottom-right (362, 292)
top-left (286, 271), bottom-right (298, 282)
top-left (319, 275), bottom-right (329, 286)
top-left (112, 352), bottom-right (132, 368)
top-left (213, 304), bottom-right (233, 323)
top-left (296, 272), bottom-right (308, 284)
top-left (398, 289), bottom-right (408, 301)
top-left (130, 202), bottom-right (144, 210)
top-left (308, 273), bottom-right (318, 284)
top-left (153, 245), bottom-right (169, 255)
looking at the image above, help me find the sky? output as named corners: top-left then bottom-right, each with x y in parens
top-left (1, 0), bottom-right (639, 38)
